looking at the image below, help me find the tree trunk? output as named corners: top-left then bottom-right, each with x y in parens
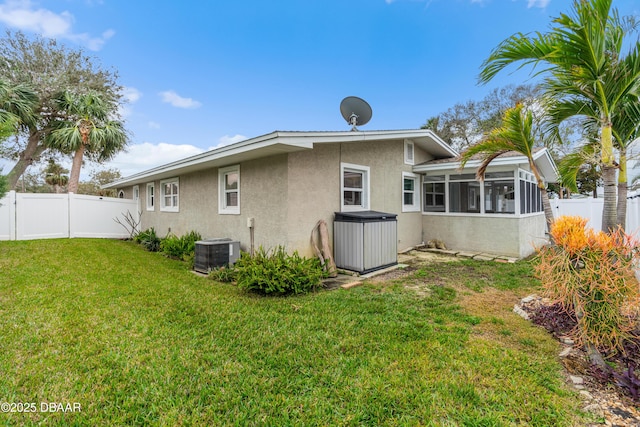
top-left (541, 187), bottom-right (554, 233)
top-left (530, 160), bottom-right (554, 231)
top-left (601, 165), bottom-right (618, 232)
top-left (616, 149), bottom-right (627, 230)
top-left (600, 123), bottom-right (618, 232)
top-left (6, 130), bottom-right (45, 190)
top-left (67, 144), bottom-right (86, 194)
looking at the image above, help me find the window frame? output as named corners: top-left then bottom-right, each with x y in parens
top-left (402, 172), bottom-right (420, 212)
top-left (218, 165), bottom-right (240, 215)
top-left (146, 182), bottom-right (155, 211)
top-left (133, 185), bottom-right (140, 202)
top-left (341, 162), bottom-right (370, 212)
top-left (160, 177), bottom-right (179, 212)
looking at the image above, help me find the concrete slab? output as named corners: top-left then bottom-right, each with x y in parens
top-left (421, 249), bottom-right (459, 256)
top-left (456, 251), bottom-right (478, 258)
top-left (495, 256), bottom-right (518, 264)
top-left (360, 263), bottom-right (409, 279)
top-left (322, 274), bottom-right (360, 290)
top-left (473, 254), bottom-right (496, 261)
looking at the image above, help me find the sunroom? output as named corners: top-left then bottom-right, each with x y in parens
top-left (413, 149), bottom-right (558, 258)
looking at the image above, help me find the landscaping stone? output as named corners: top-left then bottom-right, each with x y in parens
top-left (570, 375), bottom-right (584, 385)
top-left (340, 281), bottom-right (362, 290)
top-left (559, 347), bottom-right (573, 358)
top-left (512, 305), bottom-right (529, 320)
top-left (560, 336), bottom-right (575, 346)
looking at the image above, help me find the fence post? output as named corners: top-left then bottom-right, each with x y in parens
top-left (9, 190), bottom-right (16, 241)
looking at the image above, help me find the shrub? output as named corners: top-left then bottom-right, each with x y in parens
top-left (208, 266), bottom-right (237, 283)
top-left (134, 227), bottom-right (162, 252)
top-left (160, 230), bottom-right (202, 261)
top-left (536, 216), bottom-right (640, 355)
top-left (233, 246), bottom-right (326, 295)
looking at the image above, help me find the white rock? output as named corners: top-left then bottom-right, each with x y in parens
top-left (512, 305), bottom-right (530, 320)
top-left (559, 347), bottom-right (573, 357)
top-left (521, 295), bottom-right (537, 304)
top-left (570, 375), bottom-right (584, 385)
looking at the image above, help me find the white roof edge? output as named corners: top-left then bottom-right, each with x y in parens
top-left (413, 146), bottom-right (560, 182)
top-left (106, 129), bottom-right (456, 188)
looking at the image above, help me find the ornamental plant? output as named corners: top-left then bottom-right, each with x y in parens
top-left (536, 216), bottom-right (640, 357)
top-left (234, 246), bottom-right (326, 295)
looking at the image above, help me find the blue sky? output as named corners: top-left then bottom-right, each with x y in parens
top-left (0, 0), bottom-right (639, 177)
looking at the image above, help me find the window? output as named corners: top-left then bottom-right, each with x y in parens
top-left (484, 181), bottom-right (516, 214)
top-left (404, 140), bottom-right (415, 165)
top-left (160, 178), bottom-right (179, 212)
top-left (423, 175), bottom-right (446, 212)
top-left (341, 162), bottom-right (370, 211)
top-left (518, 170), bottom-right (542, 214)
top-left (146, 182), bottom-right (155, 211)
top-left (448, 174), bottom-right (481, 213)
top-left (118, 190), bottom-right (124, 199)
top-left (402, 172), bottom-right (420, 212)
top-left (219, 165), bottom-right (240, 214)
top-left (133, 185), bottom-right (140, 201)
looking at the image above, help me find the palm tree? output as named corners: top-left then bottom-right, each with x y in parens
top-left (610, 100), bottom-right (640, 229)
top-left (460, 104), bottom-right (555, 227)
top-left (43, 159), bottom-right (69, 194)
top-left (553, 96), bottom-right (640, 229)
top-left (0, 78), bottom-right (37, 126)
top-left (45, 91), bottom-right (128, 194)
top-left (479, 0), bottom-right (640, 232)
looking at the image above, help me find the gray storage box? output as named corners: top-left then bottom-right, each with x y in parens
top-left (333, 211), bottom-right (397, 274)
top-left (194, 238), bottom-right (240, 273)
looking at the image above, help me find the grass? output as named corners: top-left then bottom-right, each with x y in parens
top-left (0, 239), bottom-right (590, 426)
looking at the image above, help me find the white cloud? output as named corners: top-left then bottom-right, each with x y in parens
top-left (217, 134), bottom-right (247, 147)
top-left (106, 135), bottom-right (248, 177)
top-left (121, 86), bottom-right (142, 104)
top-left (527, 0), bottom-right (549, 8)
top-left (159, 90), bottom-right (202, 109)
top-left (0, 0), bottom-right (115, 51)
top-left (117, 86), bottom-right (142, 118)
top-left (106, 142), bottom-right (206, 177)
top-left (148, 121), bottom-right (161, 129)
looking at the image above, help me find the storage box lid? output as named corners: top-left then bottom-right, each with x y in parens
top-left (334, 210), bottom-right (397, 222)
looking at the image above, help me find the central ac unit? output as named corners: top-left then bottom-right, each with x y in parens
top-left (194, 238), bottom-right (240, 273)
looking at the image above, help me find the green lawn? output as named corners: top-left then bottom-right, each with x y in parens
top-left (0, 239), bottom-right (589, 426)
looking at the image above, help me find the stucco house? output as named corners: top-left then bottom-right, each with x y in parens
top-left (105, 129), bottom-right (558, 259)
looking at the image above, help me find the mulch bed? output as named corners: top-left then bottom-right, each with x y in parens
top-left (519, 297), bottom-right (640, 426)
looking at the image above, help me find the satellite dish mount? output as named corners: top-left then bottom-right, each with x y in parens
top-left (340, 96), bottom-right (372, 131)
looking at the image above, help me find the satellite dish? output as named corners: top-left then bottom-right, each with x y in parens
top-left (340, 96), bottom-right (372, 131)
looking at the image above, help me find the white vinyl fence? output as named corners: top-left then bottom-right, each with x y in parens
top-left (551, 196), bottom-right (640, 235)
top-left (0, 191), bottom-right (139, 241)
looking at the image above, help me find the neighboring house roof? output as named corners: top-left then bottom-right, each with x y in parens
top-left (412, 147), bottom-right (559, 183)
top-left (104, 129), bottom-right (458, 188)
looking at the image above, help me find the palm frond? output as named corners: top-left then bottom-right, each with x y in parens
top-left (557, 142), bottom-right (600, 191)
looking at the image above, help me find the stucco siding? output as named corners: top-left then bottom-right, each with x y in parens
top-left (287, 144), bottom-right (341, 258)
top-left (343, 139), bottom-right (425, 251)
top-left (118, 138), bottom-right (445, 257)
top-left (422, 213), bottom-right (546, 258)
top-left (126, 155), bottom-right (289, 252)
top-left (232, 155), bottom-right (289, 252)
